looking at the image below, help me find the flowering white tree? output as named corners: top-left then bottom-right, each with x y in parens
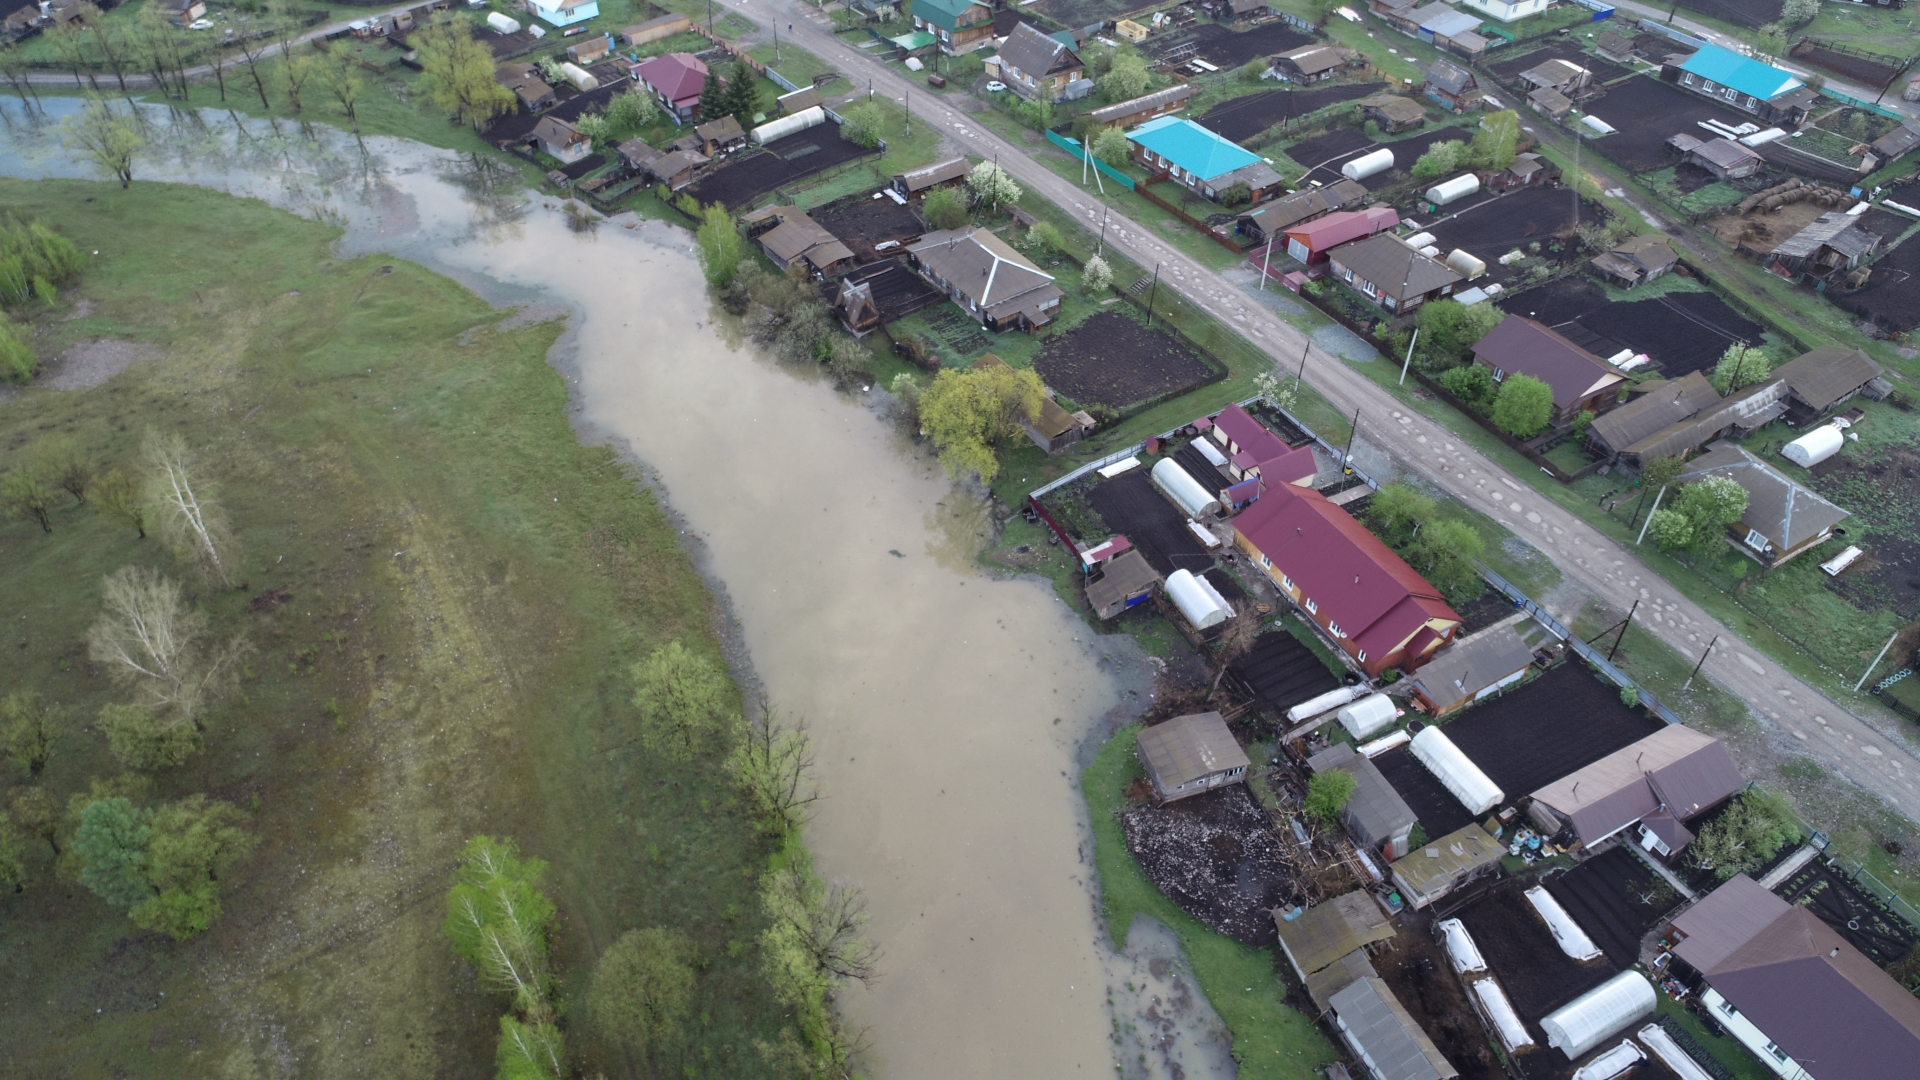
top-left (967, 161), bottom-right (1023, 212)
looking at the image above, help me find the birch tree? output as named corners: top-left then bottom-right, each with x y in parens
top-left (145, 431), bottom-right (236, 585)
top-left (86, 565), bottom-right (244, 722)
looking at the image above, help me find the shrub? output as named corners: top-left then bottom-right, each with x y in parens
top-left (1026, 220), bottom-right (1064, 256)
top-left (1082, 254), bottom-right (1113, 292)
top-left (1410, 139), bottom-right (1467, 181)
top-left (921, 187), bottom-right (969, 230)
top-left (0, 315), bottom-right (34, 383)
top-left (1305, 769), bottom-right (1357, 828)
top-left (1438, 364), bottom-right (1494, 408)
top-left (1218, 181), bottom-right (1252, 208)
top-left (1620, 686), bottom-right (1640, 708)
top-left (1710, 344), bottom-right (1771, 394)
top-left (839, 102), bottom-right (885, 148)
top-left (1091, 125), bottom-right (1132, 167)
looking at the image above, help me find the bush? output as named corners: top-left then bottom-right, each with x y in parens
top-left (1238, 59), bottom-right (1268, 83)
top-left (1410, 140), bottom-right (1467, 181)
top-left (1438, 364), bottom-right (1494, 408)
top-left (1218, 181), bottom-right (1252, 208)
top-left (839, 102), bottom-right (885, 149)
top-left (921, 187), bottom-right (968, 231)
top-left (1304, 769), bottom-right (1357, 828)
top-left (1414, 298), bottom-right (1503, 372)
top-left (1091, 125), bottom-right (1132, 168)
top-left (0, 315), bottom-right (34, 383)
top-left (1710, 344), bottom-right (1771, 394)
top-left (1490, 374), bottom-right (1553, 437)
top-left (1082, 254), bottom-right (1113, 293)
top-left (1620, 686), bottom-right (1640, 708)
top-left (1689, 790), bottom-right (1801, 881)
top-left (1025, 220), bottom-right (1064, 256)
top-left (1097, 51), bottom-right (1150, 101)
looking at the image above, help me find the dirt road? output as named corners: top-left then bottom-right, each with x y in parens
top-left (735, 0), bottom-right (1920, 825)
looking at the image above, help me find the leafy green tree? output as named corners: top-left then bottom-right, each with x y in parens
top-left (840, 101), bottom-right (885, 148)
top-left (1414, 299), bottom-right (1504, 372)
top-left (631, 641), bottom-right (738, 762)
top-left (1098, 51), bottom-right (1150, 101)
top-left (759, 859), bottom-right (876, 1068)
top-left (1438, 364), bottom-right (1495, 408)
top-left (1781, 0), bottom-right (1819, 27)
top-left (1364, 482), bottom-right (1435, 547)
top-left (1639, 455), bottom-right (1682, 495)
top-left (1407, 518), bottom-right (1486, 602)
top-left (31, 435), bottom-right (91, 504)
top-left (445, 835), bottom-right (559, 1020)
top-left (131, 794), bottom-right (256, 939)
top-left (1571, 409), bottom-right (1596, 441)
top-left (695, 203), bottom-right (743, 289)
top-left (1709, 344), bottom-right (1771, 394)
top-left (1491, 374), bottom-right (1554, 437)
top-left (730, 699), bottom-right (818, 839)
top-left (605, 88), bottom-right (661, 131)
top-left (1082, 254), bottom-right (1113, 293)
top-left (1, 690), bottom-right (62, 777)
top-left (1026, 220), bottom-right (1063, 255)
top-left (0, 816), bottom-right (28, 893)
top-left (1689, 790), bottom-right (1801, 880)
top-left (1304, 769), bottom-right (1357, 828)
top-left (1238, 58), bottom-right (1268, 82)
top-left (63, 100), bottom-right (144, 188)
top-left (497, 1015), bottom-right (565, 1080)
top-left (918, 363), bottom-right (1045, 481)
top-left (1678, 475), bottom-right (1748, 531)
top-left (921, 187), bottom-right (968, 230)
top-left (417, 21), bottom-right (516, 129)
top-left (587, 927), bottom-right (697, 1065)
top-left (93, 468), bottom-right (147, 538)
top-left (1410, 139), bottom-right (1467, 181)
top-left (1218, 180), bottom-right (1252, 208)
top-left (74, 796), bottom-right (154, 909)
top-left (99, 702), bottom-right (199, 771)
top-left (1646, 508), bottom-right (1693, 550)
top-left (1092, 124), bottom-right (1132, 167)
top-left (1470, 110), bottom-right (1520, 171)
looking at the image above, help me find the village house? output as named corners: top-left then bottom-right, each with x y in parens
top-left (1084, 85), bottom-right (1196, 130)
top-left (1084, 541), bottom-right (1161, 618)
top-left (1415, 6), bottom-right (1489, 62)
top-left (1775, 344), bottom-right (1884, 422)
top-left (1461, 0), bottom-right (1545, 19)
top-left (994, 22), bottom-right (1085, 102)
top-left (1766, 211), bottom-right (1881, 284)
top-left (1668, 43), bottom-right (1818, 126)
top-left (531, 116), bottom-right (592, 164)
top-left (905, 227), bottom-right (1063, 331)
top-left (1135, 712), bottom-right (1250, 804)
top-left (1470, 315), bottom-right (1627, 424)
top-left (1206, 403), bottom-right (1317, 487)
top-left (1667, 133), bottom-right (1764, 180)
top-left (1420, 57), bottom-right (1483, 113)
top-left (1483, 151), bottom-right (1559, 191)
top-left (1871, 119), bottom-right (1920, 163)
top-left (1359, 93), bottom-right (1428, 134)
top-left (891, 157), bottom-right (969, 198)
top-left (631, 53), bottom-right (708, 123)
top-left (1675, 443), bottom-right (1850, 566)
top-left (622, 12), bottom-right (691, 47)
top-left (1325, 232), bottom-right (1463, 314)
top-left (1670, 873), bottom-right (1920, 1080)
top-left (1232, 483), bottom-right (1461, 677)
top-left (1407, 623), bottom-right (1532, 717)
top-left (1237, 180), bottom-right (1368, 246)
top-left (754, 207), bottom-right (855, 278)
top-left (973, 353), bottom-right (1091, 452)
top-left (1520, 58), bottom-right (1593, 101)
top-left (1589, 232), bottom-right (1679, 288)
top-left (1367, 0), bottom-right (1423, 33)
top-left (1527, 86), bottom-right (1573, 122)
top-left (1604, 376), bottom-right (1789, 471)
top-left (1528, 725), bottom-right (1745, 856)
top-left (1308, 743), bottom-right (1419, 860)
top-left (1595, 29), bottom-right (1635, 64)
top-left (1127, 117), bottom-right (1287, 205)
top-left (497, 62), bottom-right (557, 112)
top-left (910, 0), bottom-right (995, 54)
top-left (529, 0), bottom-right (598, 28)
top-left (1282, 206), bottom-right (1400, 273)
top-left (1273, 44), bottom-right (1349, 84)
top-left (693, 115), bottom-right (748, 155)
top-left (1585, 371), bottom-right (1720, 461)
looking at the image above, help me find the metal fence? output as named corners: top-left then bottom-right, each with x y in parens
top-left (1635, 17), bottom-right (1709, 50)
top-left (1830, 856), bottom-right (1920, 939)
top-left (1478, 565), bottom-right (1687, 726)
top-left (1041, 129), bottom-right (1137, 190)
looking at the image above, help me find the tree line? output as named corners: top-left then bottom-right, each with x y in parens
top-left (2, 429), bottom-right (258, 940)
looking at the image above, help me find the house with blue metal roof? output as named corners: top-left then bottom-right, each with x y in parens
top-left (1126, 116), bottom-right (1286, 204)
top-left (1669, 44), bottom-right (1818, 125)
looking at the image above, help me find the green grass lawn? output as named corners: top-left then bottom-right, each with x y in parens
top-left (1083, 727), bottom-right (1338, 1079)
top-left (747, 41), bottom-right (838, 87)
top-left (1653, 994), bottom-right (1776, 1080)
top-left (0, 178), bottom-right (796, 1076)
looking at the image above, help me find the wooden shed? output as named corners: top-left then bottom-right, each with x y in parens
top-left (1136, 712), bottom-right (1249, 804)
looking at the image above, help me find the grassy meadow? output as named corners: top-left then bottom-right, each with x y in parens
top-left (0, 178), bottom-right (795, 1077)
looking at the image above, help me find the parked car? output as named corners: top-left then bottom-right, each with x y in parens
top-left (985, 80), bottom-right (1006, 92)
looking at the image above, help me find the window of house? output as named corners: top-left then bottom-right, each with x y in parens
top-left (1304, 598), bottom-right (1318, 615)
top-left (1260, 555), bottom-right (1272, 569)
top-left (1357, 650), bottom-right (1367, 663)
top-left (1329, 622), bottom-right (1343, 638)
top-left (1491, 367), bottom-right (1505, 382)
top-left (1764, 1042), bottom-right (1788, 1063)
top-left (1279, 572), bottom-right (1292, 589)
top-left (1743, 528), bottom-right (1769, 551)
top-left (1718, 999), bottom-right (1737, 1018)
top-left (1359, 278), bottom-right (1377, 297)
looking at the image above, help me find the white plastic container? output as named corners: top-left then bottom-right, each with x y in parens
top-left (1341, 147), bottom-right (1394, 181)
top-left (1337, 694), bottom-right (1398, 740)
top-left (1425, 173), bottom-right (1480, 206)
top-left (486, 11), bottom-right (521, 34)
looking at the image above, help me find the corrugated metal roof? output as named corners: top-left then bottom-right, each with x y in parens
top-left (999, 21), bottom-right (1079, 81)
top-left (1471, 315), bottom-right (1625, 411)
top-left (1308, 743), bottom-right (1418, 850)
top-left (1589, 372), bottom-right (1719, 454)
top-left (1306, 948), bottom-right (1380, 1012)
top-left (1679, 43), bottom-right (1801, 102)
top-left (1409, 624), bottom-right (1532, 708)
top-left (1530, 726), bottom-right (1740, 843)
top-left (1127, 116), bottom-right (1264, 183)
top-left (1136, 711), bottom-right (1249, 790)
top-left (1769, 211), bottom-right (1880, 262)
top-left (1677, 443), bottom-right (1849, 554)
top-left (1774, 345), bottom-right (1883, 412)
top-left (1277, 890), bottom-right (1396, 978)
top-left (1329, 977), bottom-right (1460, 1080)
top-left (1087, 84), bottom-right (1195, 124)
top-left (1328, 233), bottom-right (1461, 305)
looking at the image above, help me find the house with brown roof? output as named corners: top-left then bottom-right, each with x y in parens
top-left (1471, 315), bottom-right (1627, 424)
top-left (693, 115), bottom-right (748, 155)
top-left (1667, 133), bottom-right (1764, 180)
top-left (1483, 152), bottom-right (1559, 191)
top-left (531, 116), bottom-right (592, 164)
top-left (1407, 623), bottom-right (1533, 718)
top-left (1086, 546), bottom-right (1161, 618)
top-left (1207, 403), bottom-right (1317, 488)
top-left (1136, 712), bottom-right (1250, 804)
top-left (1670, 873), bottom-right (1920, 1080)
top-left (1607, 377), bottom-right (1789, 470)
top-left (1420, 57), bottom-right (1482, 112)
top-left (1528, 725), bottom-right (1745, 856)
top-left (996, 21), bottom-right (1084, 103)
top-left (1326, 232), bottom-right (1463, 314)
top-left (1675, 444), bottom-right (1850, 567)
top-left (1359, 93), bottom-right (1428, 134)
top-left (1590, 233), bottom-right (1679, 288)
top-left (1274, 44), bottom-right (1349, 84)
top-left (1085, 85), bottom-right (1195, 129)
top-left (755, 207), bottom-right (855, 278)
top-left (1585, 371), bottom-right (1719, 461)
top-left (1232, 483), bottom-right (1461, 677)
top-left (906, 227), bottom-right (1063, 332)
top-left (1595, 29), bottom-right (1635, 63)
top-left (1237, 179), bottom-right (1368, 245)
top-left (1774, 344), bottom-right (1883, 422)
top-left (498, 62), bottom-right (557, 111)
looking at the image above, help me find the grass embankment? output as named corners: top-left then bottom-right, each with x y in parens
top-left (0, 179), bottom-right (795, 1075)
top-left (1084, 727), bottom-right (1338, 1079)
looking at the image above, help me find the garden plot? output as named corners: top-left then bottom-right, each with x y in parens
top-left (1543, 846), bottom-right (1683, 968)
top-left (1197, 82), bottom-right (1386, 145)
top-left (919, 305), bottom-right (995, 361)
top-left (682, 121), bottom-right (878, 210)
top-left (1500, 274), bottom-right (1764, 378)
top-left (1228, 630), bottom-right (1343, 716)
top-left (1583, 76), bottom-right (1758, 175)
top-left (1120, 783), bottom-right (1305, 947)
top-left (1485, 40), bottom-right (1631, 86)
top-left (1374, 744), bottom-right (1478, 837)
top-left (1774, 858), bottom-right (1920, 966)
top-left (1145, 21), bottom-right (1316, 69)
top-left (1028, 0), bottom-right (1148, 34)
top-left (1422, 186), bottom-right (1602, 288)
top-left (1456, 887), bottom-right (1619, 1025)
top-left (1811, 441), bottom-right (1920, 620)
top-left (1788, 39), bottom-right (1906, 89)
top-left (1440, 662), bottom-right (1663, 799)
top-left (1669, 0), bottom-right (1781, 27)
top-left (1286, 125), bottom-right (1475, 191)
top-left (1033, 310), bottom-right (1219, 408)
top-left (1085, 469), bottom-right (1216, 576)
top-left (1372, 910), bottom-right (1508, 1079)
top-left (809, 190), bottom-right (925, 262)
top-left (1826, 224), bottom-right (1920, 334)
top-left (1454, 590), bottom-right (1521, 636)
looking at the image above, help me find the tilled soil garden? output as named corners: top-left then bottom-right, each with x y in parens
top-left (1374, 910), bottom-right (1507, 1079)
top-left (1456, 887), bottom-right (1618, 1024)
top-left (1197, 83), bottom-right (1385, 145)
top-left (1813, 441), bottom-right (1920, 620)
top-left (1543, 846), bottom-right (1682, 968)
top-left (1774, 857), bottom-right (1920, 966)
top-left (1033, 310), bottom-right (1218, 408)
top-left (1440, 663), bottom-right (1663, 798)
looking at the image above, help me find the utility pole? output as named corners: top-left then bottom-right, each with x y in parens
top-left (1144, 262), bottom-right (1161, 327)
top-left (1260, 234), bottom-right (1273, 290)
top-left (1340, 408), bottom-right (1360, 474)
top-left (1398, 328), bottom-right (1419, 386)
top-left (1098, 205), bottom-right (1108, 255)
top-left (1293, 341), bottom-right (1308, 396)
top-left (904, 89), bottom-right (910, 135)
top-left (1635, 483), bottom-right (1668, 545)
top-left (1608, 598), bottom-right (1639, 663)
top-left (1684, 636), bottom-right (1718, 690)
top-left (1857, 630), bottom-right (1903, 693)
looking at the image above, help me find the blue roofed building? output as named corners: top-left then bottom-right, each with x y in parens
top-left (1126, 116), bottom-right (1287, 204)
top-left (1669, 43), bottom-right (1819, 125)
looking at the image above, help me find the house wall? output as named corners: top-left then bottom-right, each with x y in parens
top-left (1698, 988), bottom-right (1814, 1080)
top-left (1230, 531), bottom-right (1452, 677)
top-left (1151, 765), bottom-right (1246, 804)
top-left (532, 0), bottom-right (599, 27)
top-left (1460, 0), bottom-right (1548, 20)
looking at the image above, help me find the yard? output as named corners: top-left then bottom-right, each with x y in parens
top-left (1373, 744), bottom-right (1478, 837)
top-left (682, 117), bottom-right (880, 209)
top-left (1811, 435), bottom-right (1920, 622)
top-left (1196, 81), bottom-right (1388, 147)
top-left (1424, 185), bottom-right (1604, 289)
top-left (1034, 309), bottom-right (1222, 409)
top-left (1582, 75), bottom-right (1757, 175)
top-left (1498, 271), bottom-right (1768, 379)
top-left (747, 41), bottom-right (839, 88)
top-left (1484, 39), bottom-right (1633, 87)
top-left (1144, 19), bottom-right (1317, 69)
top-left (1455, 886), bottom-right (1618, 1026)
top-left (1439, 661), bottom-right (1664, 799)
top-left (1774, 857), bottom-right (1920, 967)
top-left (1084, 468), bottom-right (1216, 575)
top-left (1543, 846), bottom-right (1683, 968)
top-left (1279, 122), bottom-right (1475, 193)
top-left (1372, 909), bottom-right (1508, 1079)
top-left (1827, 217), bottom-right (1920, 334)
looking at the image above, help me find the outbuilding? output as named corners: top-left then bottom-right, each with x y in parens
top-left (1086, 547), bottom-right (1161, 618)
top-left (1528, 724), bottom-right (1745, 853)
top-left (1541, 971), bottom-right (1656, 1060)
top-left (1273, 44), bottom-right (1349, 84)
top-left (1135, 711), bottom-right (1250, 803)
top-left (1276, 890), bottom-right (1396, 982)
top-left (1667, 133), bottom-right (1764, 180)
top-left (1359, 93), bottom-right (1428, 134)
top-left (1329, 977), bottom-right (1460, 1080)
top-left (1309, 743), bottom-right (1419, 860)
top-left (1774, 344), bottom-right (1884, 422)
top-left (1408, 623), bottom-right (1532, 717)
top-left (1589, 233), bottom-right (1679, 289)
top-left (892, 156), bottom-right (969, 198)
top-left (1585, 372), bottom-right (1719, 461)
top-left (1766, 212), bottom-right (1881, 284)
top-left (1391, 822), bottom-right (1504, 908)
top-left (531, 116), bottom-right (592, 164)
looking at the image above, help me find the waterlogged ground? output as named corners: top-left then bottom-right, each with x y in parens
top-left (0, 99), bottom-right (1239, 1079)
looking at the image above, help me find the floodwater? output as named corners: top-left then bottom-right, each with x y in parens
top-left (0, 100), bottom-right (1238, 1080)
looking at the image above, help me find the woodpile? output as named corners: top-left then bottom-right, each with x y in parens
top-left (1735, 178), bottom-right (1853, 215)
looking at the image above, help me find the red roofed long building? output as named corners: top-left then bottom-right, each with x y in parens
top-left (1232, 484), bottom-right (1461, 677)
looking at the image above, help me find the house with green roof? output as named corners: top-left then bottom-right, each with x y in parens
top-left (909, 0), bottom-right (994, 54)
top-left (1668, 44), bottom-right (1818, 125)
top-left (1125, 116), bottom-right (1286, 205)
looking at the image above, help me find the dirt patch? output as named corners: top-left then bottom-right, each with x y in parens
top-left (1811, 443), bottom-right (1920, 619)
top-left (682, 121), bottom-right (879, 210)
top-left (1121, 783), bottom-right (1299, 946)
top-left (1775, 857), bottom-right (1920, 966)
top-left (1087, 467), bottom-right (1216, 576)
top-left (1197, 82), bottom-right (1385, 145)
top-left (1034, 310), bottom-right (1217, 408)
top-left (1501, 274), bottom-right (1763, 379)
top-left (1285, 125), bottom-right (1474, 192)
top-left (1454, 591), bottom-right (1519, 636)
top-left (1789, 40), bottom-right (1903, 89)
top-left (1146, 21), bottom-right (1317, 68)
top-left (1427, 186), bottom-right (1603, 287)
top-left (809, 191), bottom-right (925, 262)
top-left (1701, 197), bottom-right (1833, 249)
top-left (1375, 743), bottom-right (1478, 837)
top-left (1668, 0), bottom-right (1781, 28)
top-left (1373, 909), bottom-right (1507, 1080)
top-left (1439, 662), bottom-right (1663, 799)
top-left (1585, 76), bottom-right (1756, 175)
top-left (1827, 225), bottom-right (1920, 333)
top-left (36, 338), bottom-right (163, 390)
top-left (1543, 846), bottom-right (1683, 968)
top-left (1457, 886), bottom-right (1618, 1025)
top-left (1228, 629), bottom-right (1343, 715)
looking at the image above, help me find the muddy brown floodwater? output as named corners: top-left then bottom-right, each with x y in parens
top-left (0, 100), bottom-right (1247, 1079)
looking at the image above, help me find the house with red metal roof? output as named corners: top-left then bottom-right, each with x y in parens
top-left (1283, 207), bottom-right (1400, 274)
top-left (1207, 404), bottom-right (1317, 486)
top-left (1232, 483), bottom-right (1461, 678)
top-left (631, 53), bottom-right (709, 123)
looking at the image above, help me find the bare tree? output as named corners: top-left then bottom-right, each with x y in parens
top-left (144, 431), bottom-right (236, 585)
top-left (86, 565), bottom-right (246, 722)
top-left (1, 467), bottom-right (57, 533)
top-left (764, 864), bottom-right (879, 986)
top-left (731, 694), bottom-right (819, 840)
top-left (32, 436), bottom-right (92, 504)
top-left (231, 15), bottom-right (278, 110)
top-left (92, 22), bottom-right (137, 98)
top-left (47, 7), bottom-right (102, 91)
